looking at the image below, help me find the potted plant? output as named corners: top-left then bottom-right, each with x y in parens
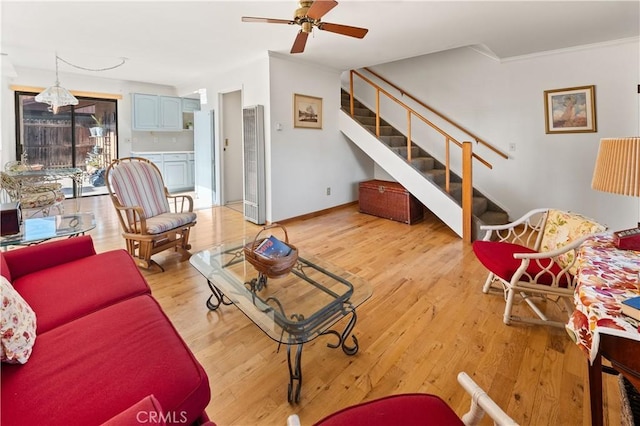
top-left (90, 115), bottom-right (104, 137)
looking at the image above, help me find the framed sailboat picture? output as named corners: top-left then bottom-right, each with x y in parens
top-left (293, 93), bottom-right (322, 129)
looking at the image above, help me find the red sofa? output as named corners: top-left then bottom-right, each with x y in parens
top-left (1, 236), bottom-right (211, 425)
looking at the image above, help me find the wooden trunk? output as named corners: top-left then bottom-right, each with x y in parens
top-left (358, 180), bottom-right (424, 224)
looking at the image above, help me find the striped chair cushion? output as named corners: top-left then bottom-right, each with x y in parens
top-left (145, 212), bottom-right (197, 235)
top-left (110, 161), bottom-right (170, 218)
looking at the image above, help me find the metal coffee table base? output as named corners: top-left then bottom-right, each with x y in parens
top-left (205, 281), bottom-right (360, 403)
top-left (286, 310), bottom-right (359, 403)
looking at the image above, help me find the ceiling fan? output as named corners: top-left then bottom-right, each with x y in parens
top-left (241, 0), bottom-right (369, 54)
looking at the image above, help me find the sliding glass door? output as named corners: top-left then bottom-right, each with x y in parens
top-left (15, 93), bottom-right (118, 197)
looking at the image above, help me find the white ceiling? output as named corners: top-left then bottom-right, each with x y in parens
top-left (2, 1), bottom-right (639, 88)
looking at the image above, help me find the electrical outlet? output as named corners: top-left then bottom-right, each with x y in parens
top-left (326, 187), bottom-right (331, 196)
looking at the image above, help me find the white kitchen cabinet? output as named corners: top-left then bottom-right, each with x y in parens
top-left (163, 153), bottom-right (189, 191)
top-left (131, 152), bottom-right (163, 169)
top-left (160, 97), bottom-right (183, 130)
top-left (130, 151), bottom-right (194, 192)
top-left (182, 98), bottom-right (201, 113)
top-left (132, 94), bottom-right (159, 130)
top-left (131, 94), bottom-right (183, 131)
top-left (187, 152), bottom-right (195, 188)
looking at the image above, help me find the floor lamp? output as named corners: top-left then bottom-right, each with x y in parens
top-left (592, 137), bottom-right (640, 249)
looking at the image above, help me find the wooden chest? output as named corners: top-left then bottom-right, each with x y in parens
top-left (358, 180), bottom-right (424, 224)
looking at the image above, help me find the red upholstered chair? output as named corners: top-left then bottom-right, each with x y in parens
top-left (105, 157), bottom-right (196, 271)
top-left (287, 372), bottom-right (517, 426)
top-left (473, 208), bottom-right (606, 327)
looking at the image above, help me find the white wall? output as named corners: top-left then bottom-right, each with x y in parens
top-left (267, 54), bottom-right (371, 222)
top-left (1, 67), bottom-right (191, 164)
top-left (344, 39), bottom-right (639, 230)
top-left (178, 52), bottom-right (372, 222)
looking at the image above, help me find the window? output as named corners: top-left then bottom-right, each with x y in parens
top-left (15, 93), bottom-right (118, 197)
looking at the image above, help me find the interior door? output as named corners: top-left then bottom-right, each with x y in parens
top-left (222, 90), bottom-right (243, 204)
top-left (194, 110), bottom-right (216, 207)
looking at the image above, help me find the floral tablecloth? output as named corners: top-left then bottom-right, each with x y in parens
top-left (566, 233), bottom-right (640, 363)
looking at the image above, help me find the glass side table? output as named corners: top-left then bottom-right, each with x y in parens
top-left (1, 213), bottom-right (96, 248)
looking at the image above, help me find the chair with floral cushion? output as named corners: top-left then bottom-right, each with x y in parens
top-left (472, 208), bottom-right (606, 327)
top-left (105, 157), bottom-right (197, 271)
top-left (0, 171), bottom-right (65, 218)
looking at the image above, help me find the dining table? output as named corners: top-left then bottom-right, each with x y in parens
top-left (565, 233), bottom-right (640, 426)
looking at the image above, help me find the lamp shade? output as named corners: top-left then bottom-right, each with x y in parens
top-left (34, 83), bottom-right (79, 111)
top-left (592, 137), bottom-right (640, 197)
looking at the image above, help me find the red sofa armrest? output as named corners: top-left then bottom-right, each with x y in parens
top-left (101, 395), bottom-right (166, 426)
top-left (1, 235), bottom-right (97, 281)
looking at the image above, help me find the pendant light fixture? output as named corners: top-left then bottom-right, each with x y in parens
top-left (35, 54), bottom-right (78, 114)
top-left (35, 54), bottom-right (127, 114)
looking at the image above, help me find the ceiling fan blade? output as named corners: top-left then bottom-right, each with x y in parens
top-left (241, 16), bottom-right (294, 25)
top-left (318, 22), bottom-right (368, 38)
top-left (291, 31), bottom-right (309, 54)
top-left (306, 0), bottom-right (338, 20)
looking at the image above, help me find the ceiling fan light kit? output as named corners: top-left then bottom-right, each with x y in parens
top-left (242, 0), bottom-right (368, 54)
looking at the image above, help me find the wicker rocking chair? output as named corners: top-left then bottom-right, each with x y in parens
top-left (473, 208), bottom-right (606, 327)
top-left (105, 157), bottom-right (196, 271)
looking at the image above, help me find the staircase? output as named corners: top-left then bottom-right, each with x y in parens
top-left (340, 90), bottom-right (508, 239)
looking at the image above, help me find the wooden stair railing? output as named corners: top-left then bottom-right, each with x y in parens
top-left (363, 67), bottom-right (509, 161)
top-left (347, 69), bottom-right (508, 243)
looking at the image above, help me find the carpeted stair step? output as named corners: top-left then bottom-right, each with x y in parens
top-left (424, 168), bottom-right (446, 185)
top-left (353, 107), bottom-right (374, 117)
top-left (391, 146), bottom-right (421, 158)
top-left (355, 115), bottom-right (377, 126)
top-left (478, 210), bottom-right (509, 226)
top-left (380, 135), bottom-right (407, 147)
top-left (410, 156), bottom-right (435, 172)
top-left (364, 125), bottom-right (399, 136)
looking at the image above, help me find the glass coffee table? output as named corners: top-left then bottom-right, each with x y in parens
top-left (1, 213), bottom-right (96, 248)
top-left (190, 239), bottom-right (373, 403)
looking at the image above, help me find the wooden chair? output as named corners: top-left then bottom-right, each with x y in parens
top-left (287, 372), bottom-right (518, 426)
top-left (105, 157), bottom-right (196, 271)
top-left (473, 208), bottom-right (606, 327)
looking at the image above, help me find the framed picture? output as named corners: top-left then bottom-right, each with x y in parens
top-left (544, 85), bottom-right (596, 134)
top-left (293, 93), bottom-right (322, 129)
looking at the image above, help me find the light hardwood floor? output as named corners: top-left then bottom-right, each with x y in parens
top-left (70, 195), bottom-right (622, 425)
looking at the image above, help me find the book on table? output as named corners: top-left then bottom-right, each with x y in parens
top-left (254, 235), bottom-right (292, 259)
top-left (621, 296), bottom-right (640, 321)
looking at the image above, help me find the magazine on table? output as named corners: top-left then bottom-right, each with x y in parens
top-left (254, 235), bottom-right (292, 258)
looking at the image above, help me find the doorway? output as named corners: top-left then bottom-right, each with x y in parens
top-left (15, 93), bottom-right (118, 198)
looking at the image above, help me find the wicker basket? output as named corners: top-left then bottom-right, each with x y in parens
top-left (243, 224), bottom-right (298, 279)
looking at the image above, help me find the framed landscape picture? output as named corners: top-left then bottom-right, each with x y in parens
top-left (294, 93), bottom-right (322, 129)
top-left (544, 85), bottom-right (596, 134)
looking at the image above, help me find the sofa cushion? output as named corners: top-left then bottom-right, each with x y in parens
top-left (12, 249), bottom-right (150, 333)
top-left (1, 276), bottom-right (37, 364)
top-left (1, 295), bottom-right (210, 426)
